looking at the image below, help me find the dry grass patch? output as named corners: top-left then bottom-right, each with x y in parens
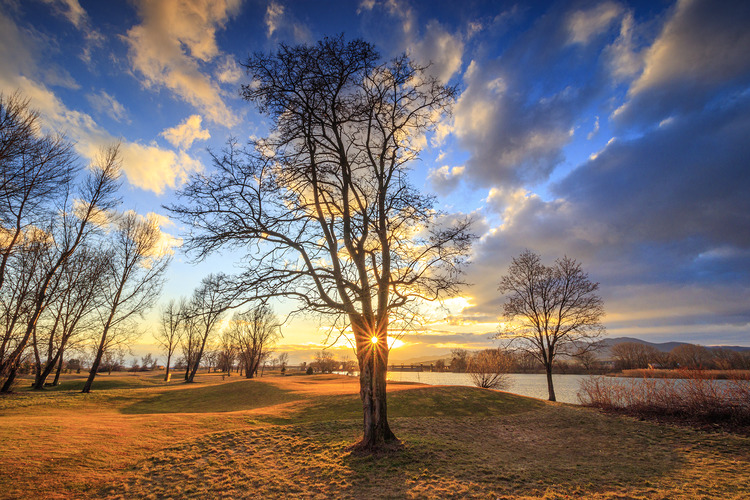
top-left (104, 407), bottom-right (750, 499)
top-left (2, 373), bottom-right (749, 499)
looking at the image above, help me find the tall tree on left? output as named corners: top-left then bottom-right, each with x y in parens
top-left (0, 102), bottom-right (123, 392)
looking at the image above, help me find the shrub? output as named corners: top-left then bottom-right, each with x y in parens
top-left (467, 349), bottom-right (512, 390)
top-left (579, 372), bottom-right (750, 427)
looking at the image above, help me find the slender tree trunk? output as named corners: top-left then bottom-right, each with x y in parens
top-left (33, 350), bottom-right (61, 389)
top-left (52, 350), bottom-right (64, 385)
top-left (545, 364), bottom-right (556, 402)
top-left (187, 330), bottom-right (210, 383)
top-left (164, 352), bottom-right (172, 381)
top-left (32, 326), bottom-right (43, 388)
top-left (82, 324), bottom-right (110, 393)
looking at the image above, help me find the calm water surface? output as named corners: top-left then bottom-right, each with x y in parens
top-left (385, 372), bottom-right (589, 404)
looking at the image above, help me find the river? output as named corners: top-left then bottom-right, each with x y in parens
top-left (385, 372), bottom-right (589, 404)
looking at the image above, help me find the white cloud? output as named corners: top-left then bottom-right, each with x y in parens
top-left (265, 1), bottom-right (284, 37)
top-left (454, 60), bottom-right (575, 186)
top-left (567, 1), bottom-right (623, 45)
top-left (215, 55), bottom-right (242, 84)
top-left (630, 0), bottom-right (750, 95)
top-left (262, 1), bottom-right (311, 42)
top-left (86, 90), bottom-right (129, 123)
top-left (587, 116), bottom-right (599, 140)
top-left (41, 0), bottom-right (104, 63)
top-left (0, 11), bottom-right (203, 195)
top-left (42, 0), bottom-right (86, 29)
top-left (427, 165), bottom-right (464, 195)
top-left (160, 114), bottom-right (211, 150)
top-left (410, 20), bottom-right (464, 83)
top-left (604, 12), bottom-right (642, 82)
top-left (357, 0), bottom-right (376, 14)
top-left (125, 0), bottom-right (241, 127)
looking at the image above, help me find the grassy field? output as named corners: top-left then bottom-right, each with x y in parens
top-left (1, 372), bottom-right (748, 499)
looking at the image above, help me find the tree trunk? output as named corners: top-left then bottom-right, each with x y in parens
top-left (1, 363), bottom-right (19, 392)
top-left (187, 331), bottom-right (210, 383)
top-left (355, 331), bottom-right (397, 451)
top-left (52, 351), bottom-right (64, 385)
top-left (82, 324), bottom-right (110, 393)
top-left (545, 365), bottom-right (556, 402)
top-left (33, 351), bottom-right (61, 390)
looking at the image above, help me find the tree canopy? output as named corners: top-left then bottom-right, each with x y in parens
top-left (170, 36), bottom-right (472, 449)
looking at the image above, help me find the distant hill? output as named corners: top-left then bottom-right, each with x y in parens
top-left (389, 354), bottom-right (450, 366)
top-left (389, 337), bottom-right (750, 365)
top-left (593, 336), bottom-right (750, 360)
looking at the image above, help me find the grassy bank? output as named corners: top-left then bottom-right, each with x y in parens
top-left (1, 372), bottom-right (748, 499)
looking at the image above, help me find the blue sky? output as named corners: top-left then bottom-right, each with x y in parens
top-left (1, 0), bottom-right (749, 362)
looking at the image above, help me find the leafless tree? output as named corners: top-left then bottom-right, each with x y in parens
top-left (31, 246), bottom-right (107, 389)
top-left (0, 92), bottom-right (76, 292)
top-left (277, 352), bottom-right (289, 375)
top-left (1, 146), bottom-right (122, 392)
top-left (184, 274), bottom-right (231, 383)
top-left (0, 226), bottom-right (49, 366)
top-left (574, 347), bottom-right (600, 372)
top-left (610, 342), bottom-right (662, 370)
top-left (669, 344), bottom-right (713, 370)
top-left (156, 298), bottom-right (184, 381)
top-left (712, 348), bottom-right (745, 370)
top-left (450, 348), bottom-right (469, 373)
top-left (169, 36), bottom-right (471, 449)
top-left (313, 350), bottom-right (337, 373)
top-left (496, 250), bottom-right (605, 401)
top-left (215, 327), bottom-right (237, 376)
top-left (82, 211), bottom-right (171, 393)
top-left (467, 349), bottom-right (512, 390)
top-left (229, 304), bottom-right (281, 379)
top-left (179, 306), bottom-right (202, 381)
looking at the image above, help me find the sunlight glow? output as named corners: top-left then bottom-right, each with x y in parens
top-left (371, 336), bottom-right (379, 344)
top-left (388, 338), bottom-right (405, 349)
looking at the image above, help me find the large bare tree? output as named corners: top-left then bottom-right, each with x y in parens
top-left (82, 211), bottom-right (171, 393)
top-left (170, 36), bottom-right (471, 449)
top-left (31, 245), bottom-right (107, 389)
top-left (496, 250), bottom-right (605, 401)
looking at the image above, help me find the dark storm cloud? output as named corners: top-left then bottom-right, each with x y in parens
top-left (614, 0), bottom-right (750, 127)
top-left (560, 97), bottom-right (750, 251)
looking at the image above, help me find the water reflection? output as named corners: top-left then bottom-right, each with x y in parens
top-left (384, 372), bottom-right (589, 404)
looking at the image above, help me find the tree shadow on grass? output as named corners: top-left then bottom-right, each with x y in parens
top-left (102, 401), bottom-right (748, 499)
top-left (120, 379), bottom-right (302, 414)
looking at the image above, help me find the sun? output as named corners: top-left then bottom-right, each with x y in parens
top-left (370, 336), bottom-right (378, 344)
